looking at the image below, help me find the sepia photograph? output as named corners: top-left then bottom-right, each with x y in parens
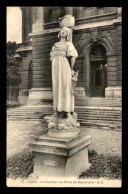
top-left (6, 6), bottom-right (122, 187)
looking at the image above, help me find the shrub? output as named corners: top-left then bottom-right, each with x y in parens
top-left (79, 150), bottom-right (122, 179)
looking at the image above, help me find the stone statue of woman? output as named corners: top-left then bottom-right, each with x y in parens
top-left (50, 27), bottom-right (78, 117)
top-left (45, 27), bottom-right (80, 137)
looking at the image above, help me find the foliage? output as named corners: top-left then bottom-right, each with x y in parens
top-left (6, 149), bottom-right (122, 180)
top-left (6, 149), bottom-right (35, 179)
top-left (6, 41), bottom-right (21, 86)
top-left (7, 41), bottom-right (18, 56)
top-left (79, 150), bottom-right (122, 179)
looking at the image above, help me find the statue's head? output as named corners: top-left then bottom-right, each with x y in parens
top-left (58, 27), bottom-right (70, 41)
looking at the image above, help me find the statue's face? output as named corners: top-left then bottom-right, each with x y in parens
top-left (60, 29), bottom-right (68, 38)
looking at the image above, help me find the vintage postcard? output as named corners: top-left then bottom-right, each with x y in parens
top-left (6, 6), bottom-right (122, 188)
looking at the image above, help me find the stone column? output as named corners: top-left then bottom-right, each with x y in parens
top-left (31, 7), bottom-right (36, 25)
top-left (106, 7), bottom-right (110, 13)
top-left (106, 53), bottom-right (118, 86)
top-left (117, 7), bottom-right (122, 17)
top-left (20, 7), bottom-right (25, 43)
top-left (27, 7), bottom-right (53, 105)
top-left (105, 53), bottom-right (118, 98)
top-left (115, 22), bottom-right (122, 98)
top-left (32, 7), bottom-right (44, 32)
top-left (24, 7), bottom-right (31, 42)
top-left (93, 7), bottom-right (97, 16)
top-left (110, 7), bottom-right (117, 12)
top-left (76, 7), bottom-right (84, 18)
top-left (50, 7), bottom-right (62, 22)
top-left (28, 7), bottom-right (32, 34)
top-left (104, 7), bottom-right (110, 14)
top-left (64, 7), bottom-right (73, 15)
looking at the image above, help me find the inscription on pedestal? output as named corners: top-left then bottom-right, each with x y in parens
top-left (42, 160), bottom-right (57, 167)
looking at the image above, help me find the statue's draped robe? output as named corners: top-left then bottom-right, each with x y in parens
top-left (50, 41), bottom-right (78, 112)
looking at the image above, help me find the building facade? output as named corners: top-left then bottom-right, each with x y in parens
top-left (16, 7), bottom-right (122, 106)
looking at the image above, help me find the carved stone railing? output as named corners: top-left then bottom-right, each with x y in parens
top-left (43, 21), bottom-right (60, 30)
top-left (75, 12), bottom-right (117, 25)
top-left (43, 12), bottom-right (118, 30)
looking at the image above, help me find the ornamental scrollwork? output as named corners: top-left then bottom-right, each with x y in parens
top-left (98, 30), bottom-right (117, 51)
top-left (73, 33), bottom-right (91, 54)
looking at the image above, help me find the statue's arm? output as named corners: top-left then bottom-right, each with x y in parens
top-left (71, 56), bottom-right (76, 70)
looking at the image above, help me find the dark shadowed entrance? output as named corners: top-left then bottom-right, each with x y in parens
top-left (90, 43), bottom-right (107, 97)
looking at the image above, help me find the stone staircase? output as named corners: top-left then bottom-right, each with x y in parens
top-left (7, 98), bottom-right (122, 130)
top-left (76, 97), bottom-right (121, 107)
top-left (75, 107), bottom-right (121, 130)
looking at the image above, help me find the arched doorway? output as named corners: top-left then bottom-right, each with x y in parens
top-left (89, 43), bottom-right (107, 97)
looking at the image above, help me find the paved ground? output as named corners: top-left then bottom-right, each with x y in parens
top-left (7, 120), bottom-right (121, 158)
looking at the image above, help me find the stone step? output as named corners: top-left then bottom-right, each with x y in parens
top-left (84, 98), bottom-right (121, 102)
top-left (8, 109), bottom-right (121, 114)
top-left (83, 105), bottom-right (121, 107)
top-left (7, 114), bottom-right (121, 121)
top-left (79, 119), bottom-right (121, 125)
top-left (7, 118), bottom-right (47, 123)
top-left (76, 111), bottom-right (121, 115)
top-left (8, 111), bottom-right (121, 118)
top-left (7, 115), bottom-right (44, 119)
top-left (77, 114), bottom-right (122, 120)
top-left (78, 119), bottom-right (121, 125)
top-left (78, 113), bottom-right (121, 118)
top-left (78, 116), bottom-right (121, 122)
top-left (79, 122), bottom-right (121, 129)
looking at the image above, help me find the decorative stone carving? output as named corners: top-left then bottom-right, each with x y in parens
top-left (73, 33), bottom-right (91, 54)
top-left (98, 30), bottom-right (117, 51)
top-left (44, 112), bottom-right (80, 138)
top-left (90, 27), bottom-right (99, 42)
top-left (75, 12), bottom-right (117, 26)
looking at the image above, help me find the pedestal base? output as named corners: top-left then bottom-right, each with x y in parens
top-left (74, 87), bottom-right (87, 106)
top-left (18, 90), bottom-right (29, 105)
top-left (105, 86), bottom-right (122, 98)
top-left (32, 20), bottom-right (43, 32)
top-left (27, 88), bottom-right (53, 105)
top-left (29, 129), bottom-right (92, 178)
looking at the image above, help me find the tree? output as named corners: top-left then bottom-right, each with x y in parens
top-left (6, 41), bottom-right (21, 86)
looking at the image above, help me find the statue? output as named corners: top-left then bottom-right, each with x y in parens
top-left (44, 27), bottom-right (80, 137)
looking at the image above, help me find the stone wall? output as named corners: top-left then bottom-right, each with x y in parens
top-left (116, 22), bottom-right (122, 86)
top-left (32, 33), bottom-right (58, 88)
top-left (73, 25), bottom-right (121, 88)
top-left (21, 51), bottom-right (32, 90)
top-left (18, 51), bottom-right (32, 105)
top-left (32, 32), bottom-right (85, 88)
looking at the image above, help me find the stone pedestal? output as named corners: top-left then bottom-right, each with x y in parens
top-left (114, 86), bottom-right (122, 98)
top-left (29, 129), bottom-right (92, 178)
top-left (75, 87), bottom-right (88, 106)
top-left (32, 20), bottom-right (44, 32)
top-left (18, 89), bottom-right (29, 105)
top-left (27, 88), bottom-right (53, 105)
top-left (105, 86), bottom-right (122, 98)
